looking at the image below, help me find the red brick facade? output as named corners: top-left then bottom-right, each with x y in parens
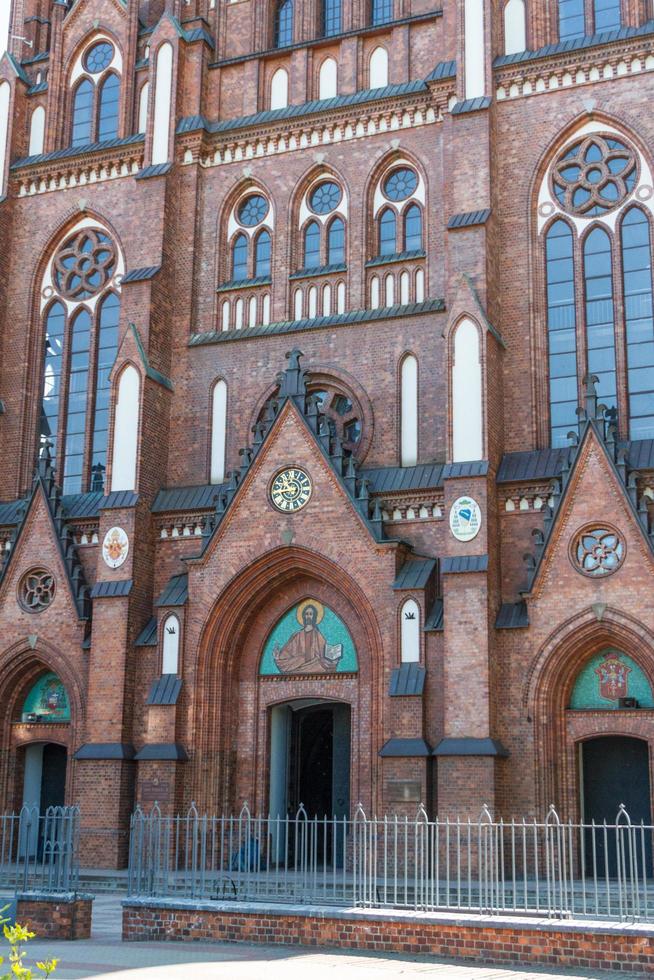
top-left (0, 0), bottom-right (653, 869)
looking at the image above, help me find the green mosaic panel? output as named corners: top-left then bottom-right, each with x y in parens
top-left (260, 600), bottom-right (358, 675)
top-left (569, 649), bottom-right (654, 709)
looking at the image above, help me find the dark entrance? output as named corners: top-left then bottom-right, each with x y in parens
top-left (40, 744), bottom-right (67, 811)
top-left (582, 736), bottom-right (652, 876)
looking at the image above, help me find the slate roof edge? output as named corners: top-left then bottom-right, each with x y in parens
top-left (11, 133), bottom-right (145, 170)
top-left (379, 737), bottom-right (432, 757)
top-left (493, 20), bottom-right (654, 69)
top-left (134, 743), bottom-right (189, 761)
top-left (74, 742), bottom-right (136, 760)
top-left (189, 299), bottom-right (446, 346)
top-left (128, 323), bottom-right (174, 392)
top-left (433, 737), bottom-right (508, 757)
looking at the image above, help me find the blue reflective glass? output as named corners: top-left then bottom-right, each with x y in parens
top-left (238, 195), bottom-right (269, 227)
top-left (98, 73), bottom-right (120, 141)
top-left (304, 221), bottom-right (321, 267)
top-left (310, 181), bottom-right (342, 214)
top-left (275, 0), bottom-right (293, 47)
top-left (404, 204), bottom-right (422, 251)
top-left (255, 230), bottom-right (271, 277)
top-left (379, 208), bottom-right (396, 256)
top-left (594, 0), bottom-right (621, 32)
top-left (323, 0), bottom-right (342, 35)
top-left (63, 309), bottom-right (92, 494)
top-left (41, 302), bottom-right (66, 451)
top-left (559, 0), bottom-right (585, 40)
top-left (583, 227), bottom-right (617, 415)
top-left (621, 208), bottom-right (654, 440)
top-left (546, 220), bottom-right (579, 446)
top-left (84, 41), bottom-right (114, 74)
top-left (371, 0), bottom-right (392, 25)
top-left (327, 218), bottom-right (345, 265)
top-left (71, 79), bottom-right (94, 147)
top-left (232, 234), bottom-right (248, 280)
top-left (384, 168), bottom-right (418, 202)
top-left (90, 293), bottom-right (120, 488)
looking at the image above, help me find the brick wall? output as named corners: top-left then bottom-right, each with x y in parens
top-left (17, 893), bottom-right (93, 941)
top-left (122, 902), bottom-right (654, 974)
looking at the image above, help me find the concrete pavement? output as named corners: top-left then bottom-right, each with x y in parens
top-left (13, 894), bottom-right (642, 980)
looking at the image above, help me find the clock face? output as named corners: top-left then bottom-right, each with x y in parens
top-left (271, 468), bottom-right (312, 513)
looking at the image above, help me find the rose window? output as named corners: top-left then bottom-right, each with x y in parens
top-left (238, 195), bottom-right (269, 227)
top-left (19, 569), bottom-right (56, 613)
top-left (53, 230), bottom-right (117, 300)
top-left (311, 388), bottom-right (362, 453)
top-left (84, 42), bottom-right (114, 74)
top-left (573, 527), bottom-right (625, 577)
top-left (551, 137), bottom-right (638, 217)
top-left (383, 167), bottom-right (418, 202)
top-left (309, 182), bottom-right (342, 214)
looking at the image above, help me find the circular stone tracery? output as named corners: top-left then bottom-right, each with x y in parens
top-left (19, 569), bottom-right (56, 613)
top-left (53, 230), bottom-right (117, 301)
top-left (84, 41), bottom-right (114, 74)
top-left (572, 527), bottom-right (625, 577)
top-left (237, 194), bottom-right (269, 227)
top-left (551, 136), bottom-right (638, 217)
top-left (309, 181), bottom-right (342, 215)
top-left (383, 167), bottom-right (418, 202)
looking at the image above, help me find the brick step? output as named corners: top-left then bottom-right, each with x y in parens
top-left (78, 870), bottom-right (128, 893)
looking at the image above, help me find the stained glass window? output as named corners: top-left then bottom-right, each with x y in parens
top-left (545, 220), bottom-right (578, 447)
top-left (583, 227), bottom-right (617, 415)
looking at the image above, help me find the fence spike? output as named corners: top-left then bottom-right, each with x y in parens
top-left (295, 803), bottom-right (307, 820)
top-left (616, 803), bottom-right (632, 826)
top-left (354, 802), bottom-right (367, 821)
top-left (416, 802), bottom-right (428, 823)
top-left (545, 804), bottom-right (561, 826)
top-left (239, 801), bottom-right (252, 821)
top-left (478, 804), bottom-right (493, 825)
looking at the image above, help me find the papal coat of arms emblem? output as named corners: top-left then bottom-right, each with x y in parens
top-left (594, 652), bottom-right (631, 701)
top-left (102, 526), bottom-right (129, 569)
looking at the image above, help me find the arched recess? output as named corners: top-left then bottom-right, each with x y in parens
top-left (152, 41), bottom-right (173, 165)
top-left (210, 378), bottom-right (227, 484)
top-left (400, 598), bottom-right (420, 663)
top-left (192, 546), bottom-right (383, 813)
top-left (451, 317), bottom-right (483, 462)
top-left (464, 0), bottom-right (485, 99)
top-left (526, 608), bottom-right (654, 819)
top-left (369, 47), bottom-right (388, 88)
top-left (0, 82), bottom-right (10, 197)
top-left (138, 81), bottom-right (150, 133)
top-left (503, 0), bottom-right (526, 55)
top-left (162, 614), bottom-right (181, 674)
top-left (270, 67), bottom-right (289, 110)
top-left (0, 640), bottom-right (84, 812)
top-left (29, 105), bottom-right (46, 157)
top-left (400, 353), bottom-right (418, 467)
top-left (110, 364), bottom-right (140, 492)
top-left (319, 57), bottom-right (337, 99)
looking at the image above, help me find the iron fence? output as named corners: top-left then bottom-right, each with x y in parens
top-left (128, 801), bottom-right (654, 922)
top-left (0, 805), bottom-right (80, 894)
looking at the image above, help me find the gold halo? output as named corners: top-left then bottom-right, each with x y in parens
top-left (296, 598), bottom-right (324, 625)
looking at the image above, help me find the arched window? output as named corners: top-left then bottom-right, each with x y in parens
top-left (210, 379), bottom-right (227, 483)
top-left (371, 0), bottom-right (392, 25)
top-left (400, 599), bottom-right (420, 663)
top-left (232, 233), bottom-right (248, 279)
top-left (138, 82), bottom-right (149, 133)
top-left (97, 73), bottom-right (121, 141)
top-left (270, 67), bottom-right (289, 110)
top-left (0, 82), bottom-right (9, 196)
top-left (621, 208), bottom-right (654, 440)
top-left (28, 105), bottom-right (45, 156)
top-left (545, 219), bottom-right (578, 447)
top-left (327, 217), bottom-right (345, 265)
top-left (162, 614), bottom-right (180, 675)
top-left (319, 57), bottom-right (338, 99)
top-left (323, 0), bottom-right (341, 36)
top-left (503, 0), bottom-right (526, 54)
top-left (583, 227), bottom-right (617, 415)
top-left (70, 39), bottom-right (122, 147)
top-left (111, 364), bottom-right (140, 492)
top-left (594, 0), bottom-right (620, 32)
top-left (71, 79), bottom-right (94, 147)
top-left (369, 46), bottom-right (388, 87)
top-left (452, 318), bottom-right (483, 462)
top-left (275, 0), bottom-right (294, 46)
top-left (38, 225), bottom-right (122, 493)
top-left (379, 208), bottom-right (396, 256)
top-left (255, 229), bottom-right (271, 277)
top-left (404, 204), bottom-right (422, 251)
top-left (558, 0), bottom-right (585, 40)
top-left (152, 41), bottom-right (173, 164)
top-left (400, 354), bottom-right (418, 466)
top-left (304, 221), bottom-right (321, 268)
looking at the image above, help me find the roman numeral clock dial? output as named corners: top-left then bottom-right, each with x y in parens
top-left (270, 467), bottom-right (312, 513)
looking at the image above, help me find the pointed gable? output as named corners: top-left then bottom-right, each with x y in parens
top-left (0, 448), bottom-right (90, 619)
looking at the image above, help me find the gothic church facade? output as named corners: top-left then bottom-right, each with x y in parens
top-left (0, 0), bottom-right (654, 866)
